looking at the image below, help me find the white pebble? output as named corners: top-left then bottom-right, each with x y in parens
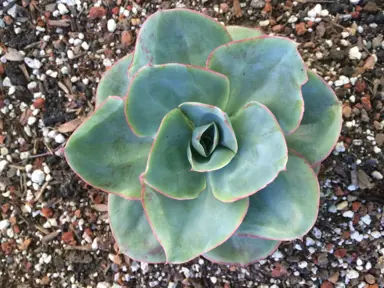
top-left (298, 261), bottom-right (308, 268)
top-left (58, 3), bottom-right (69, 15)
top-left (0, 160), bottom-right (8, 172)
top-left (335, 142), bottom-right (345, 153)
top-left (54, 134), bottom-right (66, 144)
top-left (350, 0), bottom-right (360, 4)
top-left (346, 269), bottom-right (359, 279)
top-left (31, 169), bottom-right (45, 185)
top-left (0, 219), bottom-right (10, 230)
top-left (373, 146), bottom-right (381, 154)
top-left (371, 171), bottom-right (383, 180)
top-left (371, 231), bottom-right (381, 238)
top-left (25, 164), bottom-right (33, 173)
top-left (81, 42), bottom-right (89, 51)
top-left (67, 50), bottom-right (75, 60)
top-left (20, 151), bottom-right (30, 160)
top-left (357, 26), bottom-right (364, 33)
top-left (342, 210), bottom-right (354, 218)
top-left (349, 46), bottom-right (362, 60)
top-left (341, 32), bottom-right (350, 38)
top-left (259, 20), bottom-right (270, 27)
top-left (320, 10), bottom-right (329, 17)
top-left (24, 57), bottom-right (42, 69)
top-left (27, 116), bottom-right (37, 126)
top-left (360, 214), bottom-right (371, 225)
top-left (107, 19), bottom-right (117, 32)
top-left (210, 277), bottom-right (217, 284)
top-left (27, 82), bottom-right (37, 90)
top-left (1, 147), bottom-right (9, 156)
top-left (306, 237), bottom-right (315, 246)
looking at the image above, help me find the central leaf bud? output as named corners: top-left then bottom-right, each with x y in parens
top-left (179, 102), bottom-right (238, 172)
top-left (191, 122), bottom-right (219, 158)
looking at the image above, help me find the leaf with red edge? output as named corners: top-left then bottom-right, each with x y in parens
top-left (286, 70), bottom-right (342, 166)
top-left (142, 181), bottom-right (249, 264)
top-left (237, 152), bottom-right (320, 240)
top-left (108, 194), bottom-right (166, 263)
top-left (203, 234), bottom-right (280, 266)
top-left (65, 96), bottom-right (152, 199)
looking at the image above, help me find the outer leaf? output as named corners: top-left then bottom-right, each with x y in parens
top-left (142, 182), bottom-right (249, 264)
top-left (143, 109), bottom-right (206, 200)
top-left (286, 70), bottom-right (342, 165)
top-left (237, 152), bottom-right (320, 240)
top-left (179, 102), bottom-right (237, 153)
top-left (209, 102), bottom-right (287, 202)
top-left (207, 36), bottom-right (307, 134)
top-left (129, 9), bottom-right (232, 77)
top-left (65, 97), bottom-right (152, 199)
top-left (126, 64), bottom-right (230, 138)
top-left (203, 234), bottom-right (280, 266)
top-left (226, 26), bottom-right (264, 40)
top-left (96, 53), bottom-right (133, 107)
top-left (187, 145), bottom-right (235, 172)
top-left (108, 194), bottom-right (166, 263)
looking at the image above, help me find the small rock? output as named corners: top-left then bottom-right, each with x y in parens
top-left (363, 1), bottom-right (378, 13)
top-left (342, 105), bottom-right (352, 118)
top-left (250, 0), bottom-right (265, 8)
top-left (375, 133), bottom-right (384, 146)
top-left (296, 22), bottom-right (307, 35)
top-left (0, 160), bottom-right (8, 173)
top-left (0, 219), bottom-right (10, 230)
top-left (58, 3), bottom-right (69, 15)
top-left (54, 134), bottom-right (66, 144)
top-left (121, 31), bottom-right (133, 47)
top-left (371, 171), bottom-right (383, 180)
top-left (259, 20), bottom-right (270, 27)
top-left (89, 7), bottom-right (107, 19)
top-left (346, 269), bottom-right (359, 279)
top-left (96, 282), bottom-right (111, 288)
top-left (342, 210), bottom-right (354, 218)
top-left (371, 231), bottom-right (381, 239)
top-left (336, 201), bottom-right (348, 210)
top-left (349, 46), bottom-right (362, 60)
top-left (107, 19), bottom-right (117, 32)
top-left (31, 170), bottom-right (45, 185)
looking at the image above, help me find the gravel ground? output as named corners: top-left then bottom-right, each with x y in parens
top-left (0, 0), bottom-right (383, 287)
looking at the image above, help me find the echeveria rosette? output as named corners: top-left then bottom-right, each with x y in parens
top-left (65, 8), bottom-right (342, 265)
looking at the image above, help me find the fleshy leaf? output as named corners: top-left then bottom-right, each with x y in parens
top-left (143, 108), bottom-right (206, 199)
top-left (207, 36), bottom-right (307, 134)
top-left (226, 26), bottom-right (264, 41)
top-left (209, 102), bottom-right (287, 202)
top-left (179, 102), bottom-right (237, 153)
top-left (313, 162), bottom-right (321, 175)
top-left (237, 152), bottom-right (320, 240)
top-left (65, 97), bottom-right (152, 199)
top-left (203, 234), bottom-right (280, 266)
top-left (129, 9), bottom-right (232, 77)
top-left (286, 70), bottom-right (342, 165)
top-left (191, 123), bottom-right (219, 157)
top-left (126, 64), bottom-right (230, 137)
top-left (187, 145), bottom-right (235, 172)
top-left (96, 53), bottom-right (133, 107)
top-left (108, 194), bottom-right (166, 263)
top-left (142, 182), bottom-right (249, 263)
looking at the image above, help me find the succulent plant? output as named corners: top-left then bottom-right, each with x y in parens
top-left (65, 9), bottom-right (342, 266)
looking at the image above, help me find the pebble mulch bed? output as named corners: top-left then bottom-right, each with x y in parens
top-left (0, 0), bottom-right (383, 287)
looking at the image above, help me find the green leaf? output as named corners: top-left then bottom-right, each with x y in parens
top-left (179, 102), bottom-right (237, 153)
top-left (207, 36), bottom-right (307, 134)
top-left (313, 162), bottom-right (321, 175)
top-left (187, 144), bottom-right (235, 172)
top-left (286, 70), bottom-right (342, 165)
top-left (203, 234), bottom-right (280, 266)
top-left (237, 152), bottom-right (320, 240)
top-left (126, 64), bottom-right (230, 137)
top-left (142, 182), bottom-right (249, 264)
top-left (191, 123), bottom-right (219, 157)
top-left (96, 53), bottom-right (133, 107)
top-left (108, 194), bottom-right (166, 263)
top-left (65, 97), bottom-right (152, 199)
top-left (209, 102), bottom-right (287, 202)
top-left (129, 9), bottom-right (232, 77)
top-left (143, 108), bottom-right (206, 200)
top-left (226, 26), bottom-right (264, 41)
